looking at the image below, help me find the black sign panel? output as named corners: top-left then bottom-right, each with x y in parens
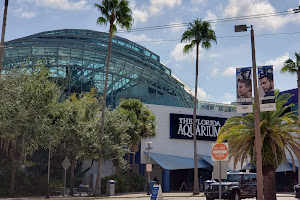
top-left (170, 113), bottom-right (227, 141)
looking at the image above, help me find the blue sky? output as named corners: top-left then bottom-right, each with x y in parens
top-left (2, 0), bottom-right (300, 104)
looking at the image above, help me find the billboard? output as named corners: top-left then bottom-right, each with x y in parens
top-left (258, 65), bottom-right (276, 111)
top-left (236, 67), bottom-right (253, 113)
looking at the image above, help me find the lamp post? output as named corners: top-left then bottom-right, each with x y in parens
top-left (235, 24), bottom-right (263, 200)
top-left (145, 141), bottom-right (152, 195)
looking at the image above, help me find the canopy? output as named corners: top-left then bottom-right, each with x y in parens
top-left (145, 152), bottom-right (212, 170)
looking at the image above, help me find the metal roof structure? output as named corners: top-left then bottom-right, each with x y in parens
top-left (3, 29), bottom-right (235, 111)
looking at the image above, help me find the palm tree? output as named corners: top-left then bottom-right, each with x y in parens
top-left (181, 19), bottom-right (217, 195)
top-left (217, 91), bottom-right (300, 200)
top-left (118, 99), bottom-right (156, 174)
top-left (94, 0), bottom-right (133, 196)
top-left (0, 0), bottom-right (9, 75)
top-left (281, 52), bottom-right (300, 184)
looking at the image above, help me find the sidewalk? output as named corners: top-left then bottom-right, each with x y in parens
top-left (0, 191), bottom-right (294, 200)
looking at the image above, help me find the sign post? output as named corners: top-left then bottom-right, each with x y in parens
top-left (212, 143), bottom-right (228, 200)
top-left (61, 157), bottom-right (71, 197)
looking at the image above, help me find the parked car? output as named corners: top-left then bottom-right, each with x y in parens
top-left (205, 171), bottom-right (257, 200)
top-left (294, 184), bottom-right (300, 198)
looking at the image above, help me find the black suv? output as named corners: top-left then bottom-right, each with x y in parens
top-left (205, 172), bottom-right (257, 200)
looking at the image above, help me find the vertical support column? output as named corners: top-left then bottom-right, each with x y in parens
top-left (162, 170), bottom-right (170, 192)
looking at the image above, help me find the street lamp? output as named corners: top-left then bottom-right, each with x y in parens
top-left (145, 141), bottom-right (152, 195)
top-left (235, 24), bottom-right (264, 200)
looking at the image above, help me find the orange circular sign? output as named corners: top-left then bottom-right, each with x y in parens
top-left (212, 143), bottom-right (228, 161)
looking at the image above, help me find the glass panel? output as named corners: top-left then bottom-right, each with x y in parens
top-left (45, 47), bottom-right (57, 56)
top-left (58, 48), bottom-right (70, 56)
top-left (32, 47), bottom-right (44, 55)
top-left (19, 47), bottom-right (31, 57)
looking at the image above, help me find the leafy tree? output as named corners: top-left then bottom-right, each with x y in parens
top-left (59, 89), bottom-right (100, 195)
top-left (118, 99), bottom-right (156, 174)
top-left (180, 19), bottom-right (217, 195)
top-left (92, 108), bottom-right (132, 194)
top-left (217, 91), bottom-right (300, 200)
top-left (0, 66), bottom-right (61, 195)
top-left (94, 0), bottom-right (133, 195)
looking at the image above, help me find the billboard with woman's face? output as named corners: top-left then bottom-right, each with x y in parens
top-left (236, 67), bottom-right (253, 113)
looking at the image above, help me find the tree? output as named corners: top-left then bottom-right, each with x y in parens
top-left (92, 108), bottom-right (132, 192)
top-left (217, 91), bottom-right (300, 200)
top-left (59, 89), bottom-right (100, 195)
top-left (94, 0), bottom-right (133, 195)
top-left (180, 19), bottom-right (217, 195)
top-left (0, 66), bottom-right (61, 195)
top-left (280, 52), bottom-right (300, 183)
top-left (118, 99), bottom-right (156, 174)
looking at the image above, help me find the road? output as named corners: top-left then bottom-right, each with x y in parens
top-left (96, 196), bottom-right (295, 200)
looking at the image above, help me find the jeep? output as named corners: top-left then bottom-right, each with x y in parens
top-left (204, 172), bottom-right (257, 200)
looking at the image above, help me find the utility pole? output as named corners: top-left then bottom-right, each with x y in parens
top-left (0, 0), bottom-right (9, 75)
top-left (235, 24), bottom-right (263, 200)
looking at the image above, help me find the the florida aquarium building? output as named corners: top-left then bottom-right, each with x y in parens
top-left (3, 29), bottom-right (240, 192)
top-left (3, 29), bottom-right (235, 112)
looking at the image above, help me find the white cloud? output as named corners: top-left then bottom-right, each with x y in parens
top-left (194, 87), bottom-right (213, 101)
top-left (263, 53), bottom-right (290, 70)
top-left (23, 0), bottom-right (89, 11)
top-left (124, 34), bottom-right (153, 43)
top-left (14, 8), bottom-right (36, 19)
top-left (204, 10), bottom-right (217, 29)
top-left (149, 0), bottom-right (182, 15)
top-left (132, 9), bottom-right (148, 23)
top-left (223, 0), bottom-right (299, 30)
top-left (223, 66), bottom-right (236, 76)
top-left (170, 43), bottom-right (196, 62)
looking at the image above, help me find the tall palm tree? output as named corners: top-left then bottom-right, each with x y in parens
top-left (280, 52), bottom-right (300, 184)
top-left (94, 0), bottom-right (133, 196)
top-left (0, 0), bottom-right (9, 75)
top-left (217, 91), bottom-right (300, 200)
top-left (181, 19), bottom-right (217, 195)
top-left (118, 99), bottom-right (156, 174)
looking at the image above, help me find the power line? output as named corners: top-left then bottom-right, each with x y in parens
top-left (118, 9), bottom-right (297, 33)
top-left (134, 31), bottom-right (300, 44)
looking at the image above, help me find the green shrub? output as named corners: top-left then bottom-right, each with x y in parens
top-left (101, 174), bottom-right (146, 194)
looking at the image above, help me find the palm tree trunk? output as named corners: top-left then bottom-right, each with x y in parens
top-left (94, 157), bottom-right (103, 196)
top-left (0, 0), bottom-right (9, 75)
top-left (95, 20), bottom-right (114, 196)
top-left (69, 161), bottom-right (76, 195)
top-left (193, 44), bottom-right (199, 195)
top-left (262, 165), bottom-right (276, 200)
top-left (296, 68), bottom-right (300, 184)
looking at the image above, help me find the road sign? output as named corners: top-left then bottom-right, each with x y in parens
top-left (211, 143), bottom-right (228, 161)
top-left (146, 164), bottom-right (152, 172)
top-left (61, 157), bottom-right (71, 170)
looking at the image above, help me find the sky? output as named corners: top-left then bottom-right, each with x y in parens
top-left (1, 0), bottom-right (300, 104)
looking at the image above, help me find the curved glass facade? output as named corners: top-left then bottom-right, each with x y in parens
top-left (3, 29), bottom-right (235, 111)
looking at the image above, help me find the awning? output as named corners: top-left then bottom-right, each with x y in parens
top-left (198, 154), bottom-right (231, 171)
top-left (145, 152), bottom-right (212, 170)
top-left (198, 154), bottom-right (213, 166)
top-left (242, 161), bottom-right (297, 172)
top-left (276, 162), bottom-right (296, 172)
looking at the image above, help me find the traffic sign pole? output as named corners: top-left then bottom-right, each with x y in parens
top-left (211, 143), bottom-right (229, 200)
